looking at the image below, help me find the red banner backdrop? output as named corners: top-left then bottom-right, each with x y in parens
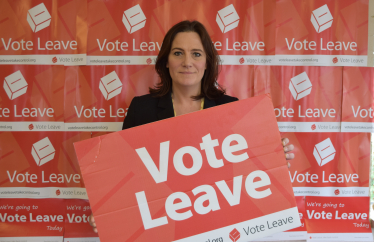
top-left (341, 67), bottom-right (374, 132)
top-left (0, 0), bottom-right (373, 241)
top-left (0, 0), bottom-right (87, 65)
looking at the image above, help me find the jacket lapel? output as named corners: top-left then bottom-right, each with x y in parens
top-left (203, 97), bottom-right (216, 109)
top-left (157, 92), bottom-right (174, 120)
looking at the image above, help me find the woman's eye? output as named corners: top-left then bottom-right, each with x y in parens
top-left (193, 52), bottom-right (201, 57)
top-left (174, 52), bottom-right (182, 56)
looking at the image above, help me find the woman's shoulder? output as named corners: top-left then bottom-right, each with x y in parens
top-left (130, 93), bottom-right (161, 106)
top-left (214, 94), bottom-right (239, 105)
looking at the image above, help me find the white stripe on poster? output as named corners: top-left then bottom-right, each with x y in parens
top-left (173, 207), bottom-right (301, 242)
top-left (277, 122), bottom-right (341, 132)
top-left (307, 233), bottom-right (373, 241)
top-left (341, 122), bottom-right (374, 132)
top-left (0, 187), bottom-right (88, 199)
top-left (252, 231), bottom-right (307, 241)
top-left (275, 55), bottom-right (367, 66)
top-left (0, 122), bottom-right (64, 131)
top-left (293, 187), bottom-right (369, 197)
top-left (0, 54), bottom-right (86, 65)
top-left (0, 237), bottom-right (63, 242)
top-left (64, 122), bottom-right (123, 132)
top-left (63, 238), bottom-right (100, 242)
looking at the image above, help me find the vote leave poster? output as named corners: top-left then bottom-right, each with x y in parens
top-left (0, 198), bottom-right (65, 242)
top-left (64, 199), bottom-right (99, 242)
top-left (254, 196), bottom-right (307, 241)
top-left (253, 66), bottom-right (343, 132)
top-left (341, 67), bottom-right (374, 132)
top-left (305, 196), bottom-right (372, 241)
top-left (275, 0), bottom-right (369, 66)
top-left (86, 0), bottom-right (277, 66)
top-left (64, 65), bottom-right (157, 131)
top-left (286, 132), bottom-right (370, 197)
top-left (75, 95), bottom-right (301, 242)
top-left (0, 131), bottom-right (90, 199)
top-left (1, 0), bottom-right (374, 241)
top-left (0, 0), bottom-right (87, 65)
top-left (0, 65), bottom-right (65, 131)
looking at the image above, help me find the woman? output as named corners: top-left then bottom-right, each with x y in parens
top-left (89, 20), bottom-right (295, 232)
top-left (122, 20), bottom-right (238, 129)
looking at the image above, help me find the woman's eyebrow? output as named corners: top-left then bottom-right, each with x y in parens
top-left (171, 47), bottom-right (203, 52)
top-left (171, 47), bottom-right (184, 51)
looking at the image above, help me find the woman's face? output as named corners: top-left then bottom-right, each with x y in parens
top-left (167, 32), bottom-right (206, 91)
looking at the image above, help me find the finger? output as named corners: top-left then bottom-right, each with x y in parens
top-left (284, 144), bottom-right (294, 152)
top-left (287, 162), bottom-right (291, 168)
top-left (89, 214), bottom-right (95, 224)
top-left (93, 227), bottom-right (98, 233)
top-left (285, 153), bottom-right (295, 160)
top-left (282, 138), bottom-right (289, 146)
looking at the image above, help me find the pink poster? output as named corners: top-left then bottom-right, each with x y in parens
top-left (275, 0), bottom-right (368, 66)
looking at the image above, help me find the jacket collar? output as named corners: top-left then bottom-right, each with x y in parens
top-left (157, 92), bottom-right (217, 120)
top-left (157, 92), bottom-right (174, 120)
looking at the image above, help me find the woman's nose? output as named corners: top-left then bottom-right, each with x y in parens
top-left (182, 54), bottom-right (193, 67)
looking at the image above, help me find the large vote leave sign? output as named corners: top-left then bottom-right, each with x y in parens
top-left (74, 95), bottom-right (301, 242)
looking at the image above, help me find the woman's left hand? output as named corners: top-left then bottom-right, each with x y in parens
top-left (282, 138), bottom-right (295, 167)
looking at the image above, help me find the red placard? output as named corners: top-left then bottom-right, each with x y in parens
top-left (75, 95), bottom-right (300, 242)
top-left (64, 199), bottom-right (99, 241)
top-left (286, 132), bottom-right (370, 196)
top-left (341, 66), bottom-right (374, 132)
top-left (0, 0), bottom-right (87, 65)
top-left (0, 198), bottom-right (65, 240)
top-left (275, 0), bottom-right (368, 66)
top-left (305, 196), bottom-right (372, 241)
top-left (0, 131), bottom-right (90, 199)
top-left (254, 66), bottom-right (343, 132)
top-left (0, 65), bottom-right (65, 132)
top-left (64, 65), bottom-right (157, 131)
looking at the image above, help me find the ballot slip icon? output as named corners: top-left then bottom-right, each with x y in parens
top-left (289, 72), bottom-right (312, 101)
top-left (99, 71), bottom-right (123, 100)
top-left (311, 4), bottom-right (333, 33)
top-left (216, 4), bottom-right (240, 33)
top-left (27, 3), bottom-right (52, 33)
top-left (229, 228), bottom-right (240, 242)
top-left (31, 137), bottom-right (56, 166)
top-left (3, 70), bottom-right (28, 100)
top-left (123, 4), bottom-right (146, 34)
top-left (313, 138), bottom-right (336, 167)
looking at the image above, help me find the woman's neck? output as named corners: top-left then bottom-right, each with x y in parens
top-left (171, 85), bottom-right (202, 116)
top-left (171, 85), bottom-right (200, 104)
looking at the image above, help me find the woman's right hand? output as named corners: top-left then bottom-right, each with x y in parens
top-left (88, 213), bottom-right (98, 233)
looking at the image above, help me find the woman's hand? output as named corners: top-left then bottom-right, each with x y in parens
top-left (88, 213), bottom-right (98, 233)
top-left (282, 138), bottom-right (295, 168)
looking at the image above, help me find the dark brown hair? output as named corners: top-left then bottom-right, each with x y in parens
top-left (150, 20), bottom-right (225, 100)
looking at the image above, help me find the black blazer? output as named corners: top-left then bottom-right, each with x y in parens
top-left (122, 93), bottom-right (238, 130)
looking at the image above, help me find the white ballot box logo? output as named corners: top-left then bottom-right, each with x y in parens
top-left (32, 137), bottom-right (55, 166)
top-left (123, 4), bottom-right (146, 34)
top-left (3, 70), bottom-right (28, 100)
top-left (313, 138), bottom-right (336, 167)
top-left (216, 4), bottom-right (240, 33)
top-left (99, 71), bottom-right (123, 100)
top-left (311, 4), bottom-right (333, 33)
top-left (27, 3), bottom-right (51, 33)
top-left (289, 72), bottom-right (312, 101)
